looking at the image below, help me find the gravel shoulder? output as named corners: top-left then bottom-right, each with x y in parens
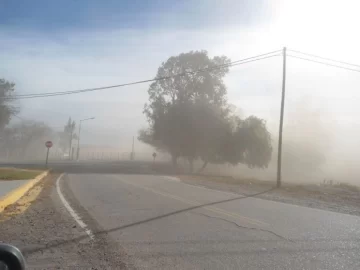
top-left (0, 173), bottom-right (130, 269)
top-left (179, 175), bottom-right (360, 216)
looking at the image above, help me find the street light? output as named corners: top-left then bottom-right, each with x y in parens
top-left (77, 117), bottom-right (95, 160)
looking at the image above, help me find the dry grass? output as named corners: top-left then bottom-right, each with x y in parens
top-left (0, 168), bottom-right (42, 180)
top-left (179, 174), bottom-right (360, 194)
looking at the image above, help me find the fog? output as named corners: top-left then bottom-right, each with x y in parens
top-left (3, 49), bottom-right (360, 187)
top-left (1, 0), bottom-right (360, 186)
top-left (3, 52), bottom-right (360, 187)
top-left (206, 68), bottom-right (360, 186)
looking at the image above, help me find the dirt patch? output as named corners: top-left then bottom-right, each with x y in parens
top-left (179, 174), bottom-right (360, 216)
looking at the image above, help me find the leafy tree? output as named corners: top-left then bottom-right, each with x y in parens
top-left (0, 78), bottom-right (18, 130)
top-left (142, 51), bottom-right (231, 167)
top-left (140, 51), bottom-right (272, 172)
top-left (224, 116), bottom-right (272, 168)
top-left (196, 113), bottom-right (272, 171)
top-left (145, 50), bottom-right (230, 109)
top-left (1, 121), bottom-right (53, 161)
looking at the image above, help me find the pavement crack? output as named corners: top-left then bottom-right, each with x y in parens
top-left (195, 212), bottom-right (294, 242)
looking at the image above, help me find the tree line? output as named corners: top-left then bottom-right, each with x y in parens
top-left (1, 50), bottom-right (272, 166)
top-left (0, 79), bottom-right (77, 161)
top-left (139, 51), bottom-right (272, 172)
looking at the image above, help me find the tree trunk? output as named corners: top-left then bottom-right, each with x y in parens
top-left (197, 160), bottom-right (208, 173)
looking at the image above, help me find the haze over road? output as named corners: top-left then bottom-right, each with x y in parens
top-left (60, 173), bottom-right (360, 269)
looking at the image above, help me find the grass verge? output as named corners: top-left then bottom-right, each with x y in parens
top-left (0, 168), bottom-right (43, 180)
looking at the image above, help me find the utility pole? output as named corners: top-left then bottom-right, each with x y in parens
top-left (277, 47), bottom-right (287, 188)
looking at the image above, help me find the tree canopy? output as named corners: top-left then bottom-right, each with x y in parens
top-left (139, 50), bottom-right (272, 172)
top-left (1, 121), bottom-right (53, 161)
top-left (0, 78), bottom-right (17, 130)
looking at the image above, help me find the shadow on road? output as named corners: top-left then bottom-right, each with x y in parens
top-left (24, 186), bottom-right (276, 255)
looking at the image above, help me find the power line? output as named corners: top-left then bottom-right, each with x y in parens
top-left (287, 54), bottom-right (360, 73)
top-left (3, 50), bottom-right (281, 100)
top-left (16, 54), bottom-right (281, 100)
top-left (288, 49), bottom-right (360, 69)
top-left (6, 50), bottom-right (281, 99)
top-left (229, 49), bottom-right (281, 65)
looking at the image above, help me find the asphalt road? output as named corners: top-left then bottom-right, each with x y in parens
top-left (59, 173), bottom-right (360, 269)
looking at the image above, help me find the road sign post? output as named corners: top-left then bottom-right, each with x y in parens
top-left (45, 141), bottom-right (53, 167)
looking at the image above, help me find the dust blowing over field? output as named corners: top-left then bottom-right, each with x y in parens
top-left (209, 96), bottom-right (360, 186)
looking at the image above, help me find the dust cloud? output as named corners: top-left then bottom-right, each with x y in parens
top-left (2, 97), bottom-right (359, 188)
top-left (204, 98), bottom-right (360, 187)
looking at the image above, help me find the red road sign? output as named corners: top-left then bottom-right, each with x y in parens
top-left (45, 141), bottom-right (53, 148)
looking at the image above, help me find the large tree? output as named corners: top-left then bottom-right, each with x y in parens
top-left (145, 50), bottom-right (230, 108)
top-left (142, 51), bottom-right (231, 167)
top-left (140, 51), bottom-right (272, 172)
top-left (222, 115), bottom-right (272, 168)
top-left (0, 78), bottom-right (18, 130)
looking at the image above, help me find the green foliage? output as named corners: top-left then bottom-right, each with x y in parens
top-left (140, 51), bottom-right (272, 171)
top-left (144, 50), bottom-right (231, 122)
top-left (0, 168), bottom-right (42, 180)
top-left (228, 116), bottom-right (272, 168)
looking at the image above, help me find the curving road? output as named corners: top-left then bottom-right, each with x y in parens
top-left (59, 173), bottom-right (360, 269)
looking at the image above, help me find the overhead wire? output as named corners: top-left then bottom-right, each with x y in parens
top-left (6, 50), bottom-right (281, 99)
top-left (14, 54), bottom-right (282, 100)
top-left (287, 54), bottom-right (360, 73)
top-left (288, 49), bottom-right (360, 69)
top-left (2, 50), bottom-right (282, 100)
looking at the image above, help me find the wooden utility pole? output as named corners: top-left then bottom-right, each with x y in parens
top-left (277, 47), bottom-right (287, 188)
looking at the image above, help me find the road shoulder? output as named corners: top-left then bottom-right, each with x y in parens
top-left (0, 170), bottom-right (48, 214)
top-left (0, 173), bottom-right (130, 269)
top-left (179, 175), bottom-right (360, 216)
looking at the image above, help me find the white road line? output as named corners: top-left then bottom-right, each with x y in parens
top-left (56, 174), bottom-right (95, 240)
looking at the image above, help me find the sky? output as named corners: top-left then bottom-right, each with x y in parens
top-left (1, 0), bottom-right (360, 174)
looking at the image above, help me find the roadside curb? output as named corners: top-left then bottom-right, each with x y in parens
top-left (0, 170), bottom-right (49, 213)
